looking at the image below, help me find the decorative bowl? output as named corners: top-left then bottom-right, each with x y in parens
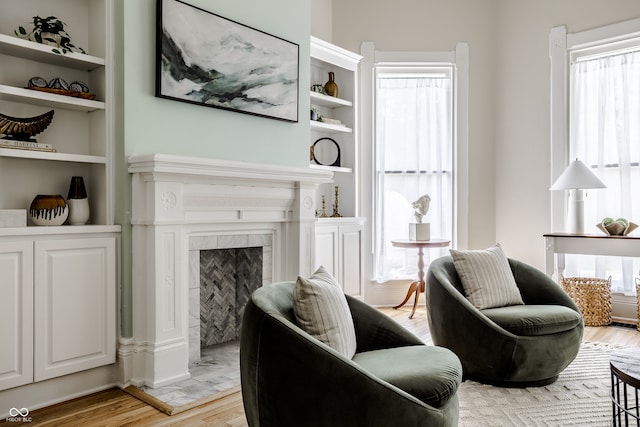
top-left (596, 221), bottom-right (638, 236)
top-left (29, 194), bottom-right (68, 226)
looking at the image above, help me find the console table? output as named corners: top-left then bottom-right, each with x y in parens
top-left (544, 233), bottom-right (640, 279)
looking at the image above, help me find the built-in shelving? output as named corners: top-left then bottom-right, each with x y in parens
top-left (0, 0), bottom-right (114, 227)
top-left (310, 91), bottom-right (353, 108)
top-left (310, 37), bottom-right (362, 219)
top-left (309, 163), bottom-right (353, 173)
top-left (0, 33), bottom-right (104, 70)
top-left (0, 84), bottom-right (105, 111)
top-left (0, 147), bottom-right (107, 164)
top-left (310, 120), bottom-right (352, 133)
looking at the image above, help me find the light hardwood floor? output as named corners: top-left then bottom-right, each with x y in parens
top-left (16, 306), bottom-right (640, 427)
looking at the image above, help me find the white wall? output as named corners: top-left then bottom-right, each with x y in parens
top-left (332, 0), bottom-right (498, 304)
top-left (333, 0), bottom-right (499, 254)
top-left (333, 0), bottom-right (640, 276)
top-left (495, 0), bottom-right (640, 268)
top-left (311, 0), bottom-right (332, 42)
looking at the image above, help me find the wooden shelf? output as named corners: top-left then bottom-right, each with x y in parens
top-left (0, 85), bottom-right (104, 112)
top-left (0, 147), bottom-right (107, 164)
top-left (310, 91), bottom-right (352, 108)
top-left (0, 33), bottom-right (104, 70)
top-left (310, 120), bottom-right (352, 133)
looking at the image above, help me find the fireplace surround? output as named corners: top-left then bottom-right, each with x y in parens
top-left (124, 154), bottom-right (331, 388)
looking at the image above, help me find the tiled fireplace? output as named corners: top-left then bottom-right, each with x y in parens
top-left (189, 234), bottom-right (272, 365)
top-left (124, 154), bottom-right (330, 388)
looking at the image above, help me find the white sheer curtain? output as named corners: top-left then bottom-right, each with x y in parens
top-left (374, 74), bottom-right (453, 282)
top-left (568, 49), bottom-right (640, 294)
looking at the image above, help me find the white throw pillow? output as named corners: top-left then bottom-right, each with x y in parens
top-left (293, 266), bottom-right (357, 359)
top-left (450, 244), bottom-right (524, 310)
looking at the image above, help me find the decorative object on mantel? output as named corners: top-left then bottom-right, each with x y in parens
top-left (596, 217), bottom-right (638, 236)
top-left (0, 110), bottom-right (55, 145)
top-left (29, 194), bottom-right (68, 226)
top-left (67, 176), bottom-right (90, 225)
top-left (311, 137), bottom-right (340, 167)
top-left (331, 186), bottom-right (342, 218)
top-left (27, 76), bottom-right (96, 100)
top-left (316, 195), bottom-right (328, 218)
top-left (14, 16), bottom-right (86, 55)
top-left (324, 71), bottom-right (338, 97)
top-left (156, 0), bottom-right (299, 122)
top-left (550, 158), bottom-right (606, 234)
top-left (0, 209), bottom-right (27, 227)
top-left (409, 194), bottom-right (431, 241)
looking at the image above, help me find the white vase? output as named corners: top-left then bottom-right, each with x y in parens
top-left (67, 198), bottom-right (90, 225)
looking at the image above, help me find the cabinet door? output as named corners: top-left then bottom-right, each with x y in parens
top-left (34, 237), bottom-right (116, 381)
top-left (314, 225), bottom-right (339, 277)
top-left (0, 242), bottom-right (33, 391)
top-left (339, 225), bottom-right (363, 297)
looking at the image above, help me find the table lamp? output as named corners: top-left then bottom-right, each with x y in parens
top-left (550, 158), bottom-right (606, 234)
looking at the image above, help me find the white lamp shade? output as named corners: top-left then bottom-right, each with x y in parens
top-left (550, 159), bottom-right (607, 190)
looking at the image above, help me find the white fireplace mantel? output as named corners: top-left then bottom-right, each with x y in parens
top-left (123, 154), bottom-right (331, 388)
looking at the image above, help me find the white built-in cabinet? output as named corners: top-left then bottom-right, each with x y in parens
top-left (315, 218), bottom-right (365, 298)
top-left (310, 38), bottom-right (365, 298)
top-left (0, 0), bottom-right (119, 392)
top-left (0, 232), bottom-right (116, 391)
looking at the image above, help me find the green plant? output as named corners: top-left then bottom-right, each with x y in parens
top-left (15, 16), bottom-right (85, 55)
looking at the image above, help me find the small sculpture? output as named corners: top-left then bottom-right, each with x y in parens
top-left (0, 110), bottom-right (54, 142)
top-left (412, 194), bottom-right (431, 223)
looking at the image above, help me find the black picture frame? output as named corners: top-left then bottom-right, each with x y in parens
top-left (156, 0), bottom-right (299, 123)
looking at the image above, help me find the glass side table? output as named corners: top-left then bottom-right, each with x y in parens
top-left (611, 347), bottom-right (640, 426)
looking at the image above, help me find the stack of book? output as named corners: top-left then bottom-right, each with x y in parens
top-left (0, 139), bottom-right (56, 152)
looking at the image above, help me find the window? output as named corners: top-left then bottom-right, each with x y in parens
top-left (374, 66), bottom-right (454, 282)
top-left (550, 20), bottom-right (640, 295)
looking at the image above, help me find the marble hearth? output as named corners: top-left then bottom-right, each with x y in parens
top-left (124, 154), bottom-right (331, 388)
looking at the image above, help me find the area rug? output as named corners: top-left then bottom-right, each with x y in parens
top-left (458, 342), bottom-right (621, 426)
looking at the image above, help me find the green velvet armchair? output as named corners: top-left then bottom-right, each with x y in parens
top-left (240, 281), bottom-right (462, 427)
top-left (426, 256), bottom-right (584, 387)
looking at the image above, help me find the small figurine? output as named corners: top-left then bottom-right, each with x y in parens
top-left (412, 194), bottom-right (431, 223)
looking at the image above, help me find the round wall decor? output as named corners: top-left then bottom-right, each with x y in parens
top-left (312, 137), bottom-right (341, 167)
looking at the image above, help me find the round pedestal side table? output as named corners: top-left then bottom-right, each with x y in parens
top-left (391, 239), bottom-right (451, 319)
top-left (610, 347), bottom-right (640, 426)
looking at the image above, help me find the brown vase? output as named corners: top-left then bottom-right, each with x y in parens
top-left (324, 71), bottom-right (339, 97)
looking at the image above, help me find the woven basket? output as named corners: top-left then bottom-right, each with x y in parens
top-left (561, 276), bottom-right (612, 326)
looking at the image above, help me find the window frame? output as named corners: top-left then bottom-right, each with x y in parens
top-left (359, 42), bottom-right (469, 284)
top-left (549, 18), bottom-right (640, 232)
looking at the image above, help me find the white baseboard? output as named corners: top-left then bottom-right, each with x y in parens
top-left (612, 293), bottom-right (638, 324)
top-left (0, 365), bottom-right (117, 419)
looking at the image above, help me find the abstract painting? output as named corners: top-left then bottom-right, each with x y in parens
top-left (156, 0), bottom-right (299, 122)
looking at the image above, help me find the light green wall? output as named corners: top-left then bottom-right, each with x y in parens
top-left (123, 0), bottom-right (310, 164)
top-left (116, 0), bottom-right (311, 337)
